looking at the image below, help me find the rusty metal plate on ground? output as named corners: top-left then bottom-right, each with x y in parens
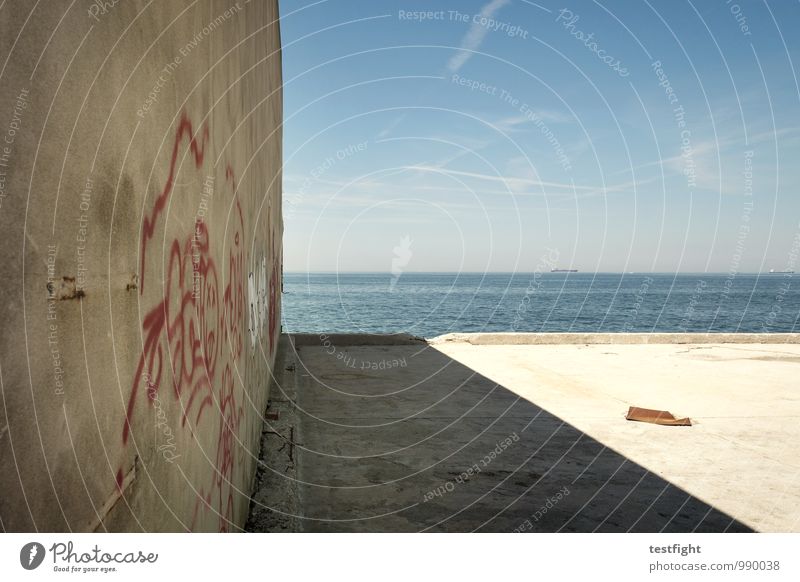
top-left (625, 406), bottom-right (692, 426)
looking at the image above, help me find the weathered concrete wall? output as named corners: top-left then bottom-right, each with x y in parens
top-left (0, 0), bottom-right (282, 531)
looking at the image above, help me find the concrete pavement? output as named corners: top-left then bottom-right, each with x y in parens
top-left (247, 333), bottom-right (800, 532)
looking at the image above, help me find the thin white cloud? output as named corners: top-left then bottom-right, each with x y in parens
top-left (490, 110), bottom-right (573, 132)
top-left (405, 165), bottom-right (587, 191)
top-left (621, 127), bottom-right (800, 175)
top-left (404, 165), bottom-right (660, 199)
top-left (447, 0), bottom-right (510, 73)
top-left (377, 114), bottom-right (406, 139)
top-left (612, 127), bottom-right (800, 195)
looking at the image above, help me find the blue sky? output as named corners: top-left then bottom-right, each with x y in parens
top-left (278, 0), bottom-right (800, 273)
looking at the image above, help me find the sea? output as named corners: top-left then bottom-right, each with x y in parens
top-left (281, 272), bottom-right (800, 338)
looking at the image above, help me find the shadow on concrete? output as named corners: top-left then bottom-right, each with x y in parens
top-left (247, 335), bottom-right (752, 533)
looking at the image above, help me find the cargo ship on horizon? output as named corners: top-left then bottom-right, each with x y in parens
top-left (550, 268), bottom-right (578, 273)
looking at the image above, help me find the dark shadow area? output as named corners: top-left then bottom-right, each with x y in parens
top-left (248, 335), bottom-right (752, 533)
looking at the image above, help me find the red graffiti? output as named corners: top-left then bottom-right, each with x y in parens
top-left (139, 113), bottom-right (209, 294)
top-left (120, 111), bottom-right (280, 531)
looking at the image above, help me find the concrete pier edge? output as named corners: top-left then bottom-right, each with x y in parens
top-left (430, 332), bottom-right (800, 345)
top-left (290, 332), bottom-right (800, 346)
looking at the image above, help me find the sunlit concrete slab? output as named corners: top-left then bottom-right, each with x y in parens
top-left (430, 334), bottom-right (800, 533)
top-left (248, 333), bottom-right (800, 532)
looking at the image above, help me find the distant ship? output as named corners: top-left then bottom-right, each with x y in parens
top-left (768, 269), bottom-right (794, 274)
top-left (550, 268), bottom-right (578, 273)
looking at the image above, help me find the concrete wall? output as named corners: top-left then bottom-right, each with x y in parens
top-left (0, 0), bottom-right (282, 531)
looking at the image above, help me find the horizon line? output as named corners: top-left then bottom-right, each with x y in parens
top-left (283, 270), bottom-right (792, 275)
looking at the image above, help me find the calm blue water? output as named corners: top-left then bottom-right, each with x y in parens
top-left (281, 273), bottom-right (800, 337)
